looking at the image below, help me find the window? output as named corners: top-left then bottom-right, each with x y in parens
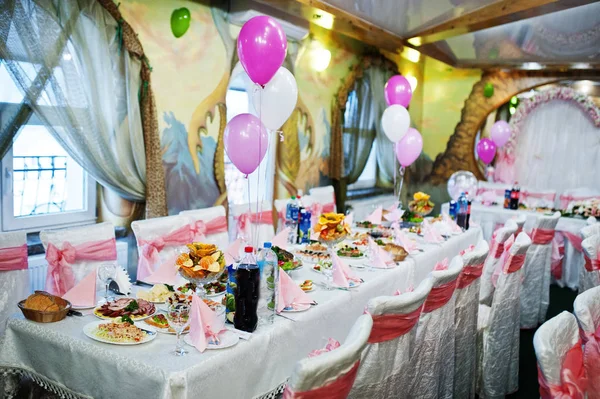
top-left (0, 62), bottom-right (96, 232)
top-left (348, 139), bottom-right (377, 190)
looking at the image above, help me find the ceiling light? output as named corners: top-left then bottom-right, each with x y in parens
top-left (311, 42), bottom-right (331, 72)
top-left (521, 62), bottom-right (543, 70)
top-left (407, 37), bottom-right (422, 47)
top-left (572, 63), bottom-right (591, 69)
top-left (401, 47), bottom-right (420, 63)
top-left (313, 12), bottom-right (334, 30)
top-left (576, 80), bottom-right (595, 95)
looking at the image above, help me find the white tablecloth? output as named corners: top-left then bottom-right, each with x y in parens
top-left (442, 203), bottom-right (587, 289)
top-left (0, 228), bottom-right (482, 399)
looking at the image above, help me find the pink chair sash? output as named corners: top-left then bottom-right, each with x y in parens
top-left (560, 194), bottom-right (599, 209)
top-left (583, 254), bottom-right (600, 272)
top-left (283, 361), bottom-right (360, 399)
top-left (368, 306), bottom-right (422, 343)
top-left (551, 234), bottom-right (566, 280)
top-left (490, 238), bottom-right (504, 259)
top-left (582, 326), bottom-right (600, 398)
top-left (531, 228), bottom-right (555, 245)
top-left (457, 262), bottom-right (484, 289)
top-left (190, 216), bottom-right (228, 242)
top-left (45, 238), bottom-right (117, 296)
top-left (235, 211), bottom-right (274, 238)
top-left (0, 244), bottom-right (28, 271)
top-left (561, 231), bottom-right (583, 253)
top-left (136, 225), bottom-right (192, 281)
top-left (503, 253), bottom-right (526, 274)
top-left (538, 340), bottom-right (588, 399)
top-left (522, 190), bottom-right (556, 203)
top-left (423, 279), bottom-right (457, 313)
top-left (476, 187), bottom-right (506, 197)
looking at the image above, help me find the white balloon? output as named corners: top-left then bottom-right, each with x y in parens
top-left (252, 67), bottom-right (298, 130)
top-left (447, 170), bottom-right (478, 201)
top-left (381, 105), bottom-right (410, 143)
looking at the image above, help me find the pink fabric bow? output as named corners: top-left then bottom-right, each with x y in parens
top-left (433, 258), bottom-right (449, 271)
top-left (538, 340), bottom-right (588, 399)
top-left (0, 244), bottom-right (28, 271)
top-left (190, 216), bottom-right (228, 242)
top-left (45, 238), bottom-right (117, 296)
top-left (368, 305), bottom-right (423, 343)
top-left (136, 225), bottom-right (192, 281)
top-left (282, 361), bottom-right (360, 399)
top-left (235, 210), bottom-right (274, 239)
top-left (423, 279), bottom-right (457, 313)
top-left (531, 228), bottom-right (555, 245)
top-left (582, 326), bottom-right (600, 398)
top-left (188, 293), bottom-right (226, 353)
top-left (308, 338), bottom-right (341, 357)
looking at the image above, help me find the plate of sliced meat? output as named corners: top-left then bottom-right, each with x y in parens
top-left (93, 298), bottom-right (156, 321)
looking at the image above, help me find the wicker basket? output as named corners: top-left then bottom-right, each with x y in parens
top-left (18, 296), bottom-right (71, 323)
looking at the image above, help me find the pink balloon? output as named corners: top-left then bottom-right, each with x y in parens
top-left (385, 75), bottom-right (413, 107)
top-left (490, 120), bottom-right (511, 147)
top-left (237, 16), bottom-right (287, 87)
top-left (224, 114), bottom-right (269, 175)
top-left (395, 128), bottom-right (423, 167)
top-left (477, 138), bottom-right (497, 165)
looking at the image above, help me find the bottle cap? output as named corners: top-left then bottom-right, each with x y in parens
top-left (244, 246), bottom-right (253, 253)
top-left (263, 242), bottom-right (272, 249)
top-left (297, 195), bottom-right (302, 199)
top-left (291, 196), bottom-right (296, 199)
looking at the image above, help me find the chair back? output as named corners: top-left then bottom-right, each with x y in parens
top-left (534, 311), bottom-right (587, 398)
top-left (514, 214), bottom-right (527, 235)
top-left (308, 186), bottom-right (337, 213)
top-left (284, 314), bottom-right (373, 399)
top-left (180, 206), bottom-right (229, 248)
top-left (476, 181), bottom-right (510, 204)
top-left (582, 224), bottom-right (600, 240)
top-left (41, 222), bottom-right (116, 296)
top-left (351, 279), bottom-right (432, 398)
top-left (480, 219), bottom-right (517, 305)
top-left (131, 216), bottom-right (192, 281)
top-left (0, 231), bottom-right (29, 334)
top-left (521, 187), bottom-right (557, 209)
top-left (230, 201), bottom-right (275, 245)
top-left (574, 285), bottom-right (600, 398)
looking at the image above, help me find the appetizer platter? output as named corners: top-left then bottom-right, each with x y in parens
top-left (352, 236), bottom-right (369, 247)
top-left (355, 221), bottom-right (374, 229)
top-left (272, 246), bottom-right (303, 272)
top-left (94, 298), bottom-right (156, 321)
top-left (299, 280), bottom-right (314, 292)
top-left (137, 284), bottom-right (173, 304)
top-left (304, 242), bottom-right (328, 253)
top-left (83, 319), bottom-right (157, 345)
top-left (336, 245), bottom-right (364, 259)
top-left (311, 261), bottom-right (332, 274)
top-left (204, 281), bottom-right (226, 297)
top-left (145, 314), bottom-right (191, 334)
top-left (296, 249), bottom-right (330, 263)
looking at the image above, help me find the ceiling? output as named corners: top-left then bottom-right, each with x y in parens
top-left (255, 0), bottom-right (600, 69)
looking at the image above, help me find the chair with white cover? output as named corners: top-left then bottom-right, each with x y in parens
top-left (230, 201), bottom-right (274, 246)
top-left (559, 187), bottom-right (600, 209)
top-left (351, 279), bottom-right (433, 399)
top-left (131, 216), bottom-right (192, 281)
top-left (520, 212), bottom-right (561, 329)
top-left (580, 235), bottom-right (600, 295)
top-left (520, 188), bottom-right (557, 209)
top-left (308, 186), bottom-right (337, 214)
top-left (180, 206), bottom-right (229, 249)
top-left (478, 232), bottom-right (531, 399)
top-left (534, 311), bottom-right (588, 399)
top-left (0, 231), bottom-right (29, 334)
top-left (573, 285), bottom-right (600, 397)
top-left (408, 256), bottom-right (463, 399)
top-left (283, 314), bottom-right (373, 399)
top-left (480, 220), bottom-right (517, 306)
top-left (513, 214), bottom-right (527, 236)
top-left (41, 222), bottom-right (117, 297)
top-left (454, 241), bottom-right (490, 399)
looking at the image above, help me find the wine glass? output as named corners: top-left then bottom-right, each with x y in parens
top-left (166, 303), bottom-right (191, 356)
top-left (98, 263), bottom-right (117, 304)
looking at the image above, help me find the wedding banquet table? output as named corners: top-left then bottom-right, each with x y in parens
top-left (441, 202), bottom-right (588, 289)
top-left (0, 227), bottom-right (481, 399)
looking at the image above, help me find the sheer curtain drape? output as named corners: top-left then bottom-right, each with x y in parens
top-left (511, 100), bottom-right (600, 193)
top-left (368, 67), bottom-right (395, 187)
top-left (0, 0), bottom-right (146, 201)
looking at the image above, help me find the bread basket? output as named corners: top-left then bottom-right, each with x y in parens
top-left (18, 296), bottom-right (72, 323)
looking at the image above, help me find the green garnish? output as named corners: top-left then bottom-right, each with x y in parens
top-left (124, 300), bottom-right (139, 312)
top-left (165, 284), bottom-right (174, 292)
top-left (120, 315), bottom-right (134, 325)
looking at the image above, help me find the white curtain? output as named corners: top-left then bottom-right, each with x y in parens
top-left (0, 0), bottom-right (146, 201)
top-left (512, 99), bottom-right (600, 194)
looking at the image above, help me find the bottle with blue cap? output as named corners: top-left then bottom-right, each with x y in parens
top-left (257, 242), bottom-right (278, 322)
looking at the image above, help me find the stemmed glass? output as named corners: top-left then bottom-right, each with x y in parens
top-left (98, 263), bottom-right (117, 304)
top-left (166, 303), bottom-right (191, 356)
top-left (319, 235), bottom-right (346, 290)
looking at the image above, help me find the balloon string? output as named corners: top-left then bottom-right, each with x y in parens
top-left (255, 84), bottom-right (262, 250)
top-left (398, 166), bottom-right (406, 209)
top-left (393, 147), bottom-right (397, 198)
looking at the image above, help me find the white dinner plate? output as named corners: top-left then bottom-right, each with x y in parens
top-left (310, 266), bottom-right (331, 274)
top-left (83, 320), bottom-right (157, 345)
top-left (337, 254), bottom-right (365, 260)
top-left (93, 306), bottom-right (157, 322)
top-left (281, 303), bottom-right (311, 312)
top-left (184, 330), bottom-right (239, 350)
top-left (205, 291), bottom-right (226, 298)
top-left (71, 304), bottom-right (96, 310)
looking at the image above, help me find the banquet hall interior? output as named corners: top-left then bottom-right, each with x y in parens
top-left (1, 0), bottom-right (599, 398)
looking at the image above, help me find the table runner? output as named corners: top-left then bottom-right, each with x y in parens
top-left (0, 228), bottom-right (481, 399)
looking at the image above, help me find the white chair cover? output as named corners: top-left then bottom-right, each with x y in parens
top-left (230, 201), bottom-right (274, 246)
top-left (408, 256), bottom-right (463, 399)
top-left (560, 187), bottom-right (600, 209)
top-left (179, 206), bottom-right (229, 249)
top-left (520, 212), bottom-right (561, 328)
top-left (285, 314), bottom-right (373, 398)
top-left (308, 185), bottom-right (337, 213)
top-left (131, 215), bottom-right (192, 281)
top-left (576, 222), bottom-right (599, 293)
top-left (454, 240), bottom-right (489, 399)
top-left (580, 235), bottom-right (600, 294)
top-left (478, 232), bottom-right (531, 399)
top-left (534, 311), bottom-right (586, 398)
top-left (520, 187), bottom-right (557, 209)
top-left (40, 222), bottom-right (116, 288)
top-left (351, 279), bottom-right (433, 399)
top-left (480, 220), bottom-right (517, 306)
top-left (476, 181), bottom-right (510, 204)
top-left (582, 223), bottom-right (600, 240)
top-left (573, 285), bottom-right (600, 397)
top-left (0, 231), bottom-right (28, 335)
top-left (514, 214), bottom-right (527, 233)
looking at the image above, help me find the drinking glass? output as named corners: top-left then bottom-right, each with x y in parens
top-left (166, 303), bottom-right (191, 356)
top-left (98, 263), bottom-right (117, 304)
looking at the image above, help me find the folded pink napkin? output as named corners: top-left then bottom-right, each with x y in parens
top-left (271, 228), bottom-right (290, 249)
top-left (384, 208), bottom-right (404, 222)
top-left (62, 269), bottom-right (96, 307)
top-left (394, 285), bottom-right (414, 296)
top-left (189, 293), bottom-right (226, 352)
top-left (423, 223), bottom-right (444, 243)
top-left (345, 213), bottom-right (354, 228)
top-left (365, 206), bottom-right (383, 225)
top-left (433, 258), bottom-right (449, 271)
top-left (368, 237), bottom-right (394, 268)
top-left (308, 338), bottom-right (340, 357)
top-left (310, 229), bottom-right (320, 241)
top-left (276, 269), bottom-right (314, 313)
top-left (442, 214), bottom-right (463, 234)
top-left (395, 228), bottom-right (418, 254)
top-left (144, 254), bottom-right (179, 285)
top-left (224, 238), bottom-right (242, 265)
top-left (331, 253), bottom-right (360, 288)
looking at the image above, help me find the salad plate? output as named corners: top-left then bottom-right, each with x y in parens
top-left (83, 320), bottom-right (157, 345)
